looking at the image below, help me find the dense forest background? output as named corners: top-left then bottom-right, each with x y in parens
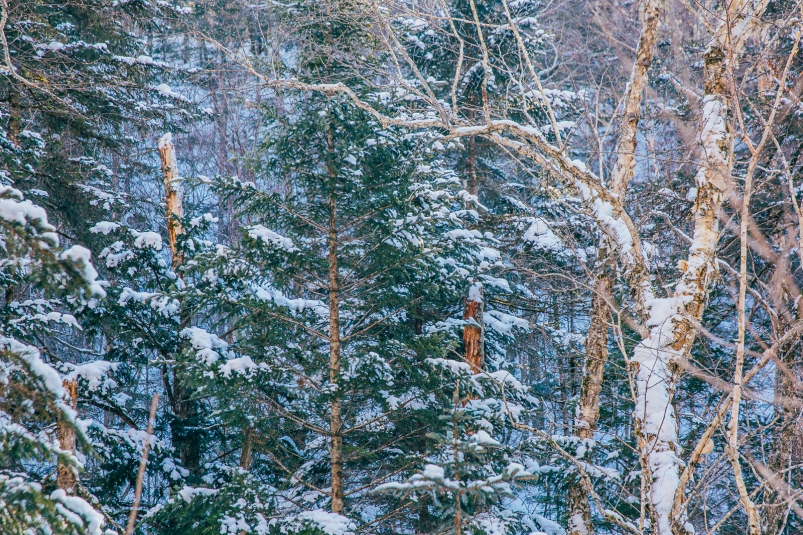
top-left (2, 1), bottom-right (803, 534)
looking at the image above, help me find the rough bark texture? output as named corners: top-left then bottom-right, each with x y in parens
top-left (575, 276), bottom-right (612, 441)
top-left (159, 134), bottom-right (201, 476)
top-left (8, 85), bottom-right (20, 148)
top-left (57, 379), bottom-right (78, 492)
top-left (641, 3), bottom-right (767, 533)
top-left (567, 275), bottom-right (612, 535)
top-left (327, 125), bottom-right (345, 516)
top-left (567, 1), bottom-right (661, 531)
top-left (464, 284), bottom-right (484, 374)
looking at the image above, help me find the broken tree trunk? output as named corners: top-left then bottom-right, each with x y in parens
top-left (464, 282), bottom-right (484, 374)
top-left (158, 133), bottom-right (201, 476)
top-left (57, 379), bottom-right (78, 492)
top-left (159, 133), bottom-right (184, 270)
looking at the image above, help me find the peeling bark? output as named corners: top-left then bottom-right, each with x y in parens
top-left (159, 134), bottom-right (200, 476)
top-left (57, 379), bottom-right (78, 492)
top-left (609, 0), bottom-right (662, 197)
top-left (464, 283), bottom-right (484, 374)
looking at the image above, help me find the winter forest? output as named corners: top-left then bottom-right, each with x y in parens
top-left (4, 0), bottom-right (803, 534)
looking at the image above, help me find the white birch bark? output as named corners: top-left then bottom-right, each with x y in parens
top-left (215, 3), bottom-right (770, 532)
top-left (569, 1), bottom-right (662, 532)
top-left (631, 3), bottom-right (768, 533)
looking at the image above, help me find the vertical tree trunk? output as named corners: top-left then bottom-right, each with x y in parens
top-left (466, 135), bottom-right (479, 197)
top-left (159, 134), bottom-right (201, 476)
top-left (637, 48), bottom-right (730, 535)
top-left (57, 379), bottom-right (78, 492)
top-left (8, 85), bottom-right (20, 148)
top-left (326, 125), bottom-right (345, 516)
top-left (464, 283), bottom-right (484, 374)
top-left (567, 275), bottom-right (612, 535)
top-left (609, 0), bottom-right (662, 197)
top-left (463, 133), bottom-right (484, 375)
top-left (567, 0), bottom-right (662, 531)
top-left (652, 4), bottom-right (768, 532)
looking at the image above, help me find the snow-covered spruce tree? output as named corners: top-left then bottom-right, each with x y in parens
top-left (140, 2), bottom-right (536, 526)
top-left (0, 0), bottom-right (192, 243)
top-left (397, 3), bottom-right (611, 525)
top-left (78, 216), bottom-right (192, 527)
top-left (0, 184), bottom-right (108, 534)
top-left (148, 86), bottom-right (540, 534)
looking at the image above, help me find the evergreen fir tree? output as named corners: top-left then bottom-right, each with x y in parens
top-left (151, 91), bottom-right (535, 535)
top-left (0, 0), bottom-right (192, 243)
top-left (0, 184), bottom-right (108, 534)
top-left (132, 4), bottom-right (534, 533)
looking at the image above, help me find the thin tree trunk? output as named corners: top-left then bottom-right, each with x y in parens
top-left (727, 76), bottom-right (762, 534)
top-left (567, 0), bottom-right (661, 531)
top-left (159, 134), bottom-right (200, 476)
top-left (567, 275), bottom-right (611, 535)
top-left (609, 0), bottom-right (661, 197)
top-left (466, 134), bottom-right (479, 197)
top-left (326, 124), bottom-right (345, 516)
top-left (8, 84), bottom-right (20, 148)
top-left (125, 395), bottom-right (159, 535)
top-left (57, 379), bottom-right (78, 492)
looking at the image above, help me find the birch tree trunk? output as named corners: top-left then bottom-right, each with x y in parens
top-left (567, 1), bottom-right (661, 531)
top-left (634, 3), bottom-right (767, 533)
